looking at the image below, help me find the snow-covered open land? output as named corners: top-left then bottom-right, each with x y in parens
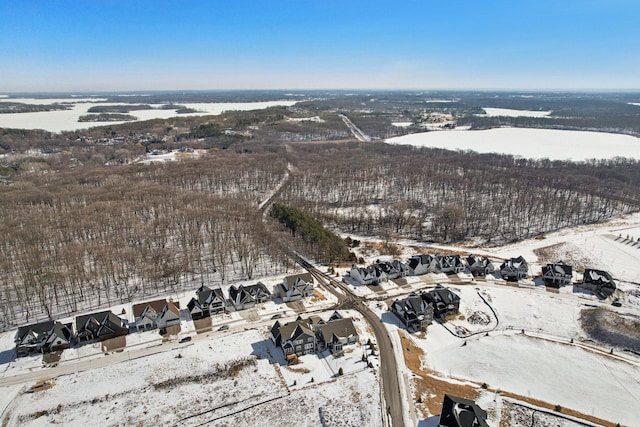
top-left (0, 309), bottom-right (380, 427)
top-left (0, 98), bottom-right (297, 132)
top-left (386, 127), bottom-right (640, 161)
top-left (479, 107), bottom-right (552, 117)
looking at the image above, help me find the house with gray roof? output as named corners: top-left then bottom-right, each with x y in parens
top-left (437, 255), bottom-right (465, 274)
top-left (391, 293), bottom-right (434, 332)
top-left (499, 256), bottom-right (528, 281)
top-left (438, 394), bottom-right (489, 427)
top-left (576, 269), bottom-right (617, 298)
top-left (15, 320), bottom-right (73, 356)
top-left (349, 264), bottom-right (382, 285)
top-left (407, 254), bottom-right (439, 276)
top-left (424, 286), bottom-right (461, 320)
top-left (75, 310), bottom-right (128, 343)
top-left (274, 273), bottom-right (314, 302)
top-left (270, 319), bottom-right (316, 357)
top-left (315, 313), bottom-right (358, 354)
top-left (542, 261), bottom-right (573, 287)
top-left (465, 255), bottom-right (495, 277)
top-left (227, 282), bottom-right (272, 311)
top-left (188, 285), bottom-right (226, 319)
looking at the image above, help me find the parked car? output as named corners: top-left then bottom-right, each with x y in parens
top-left (218, 325), bottom-right (229, 331)
top-left (270, 313), bottom-right (283, 319)
top-left (179, 336), bottom-right (192, 343)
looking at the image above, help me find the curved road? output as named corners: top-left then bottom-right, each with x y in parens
top-left (297, 257), bottom-right (405, 427)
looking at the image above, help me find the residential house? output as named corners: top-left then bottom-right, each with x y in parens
top-left (187, 298), bottom-right (207, 320)
top-left (244, 282), bottom-right (272, 304)
top-left (188, 285), bottom-right (226, 319)
top-left (227, 282), bottom-right (272, 311)
top-left (499, 256), bottom-right (528, 281)
top-left (391, 293), bottom-right (434, 332)
top-left (407, 254), bottom-right (439, 276)
top-left (542, 261), bottom-right (573, 287)
top-left (275, 273), bottom-right (315, 302)
top-left (131, 299), bottom-right (167, 332)
top-left (75, 310), bottom-right (128, 343)
top-left (270, 319), bottom-right (316, 357)
top-left (438, 394), bottom-right (489, 427)
top-left (156, 300), bottom-right (181, 329)
top-left (465, 255), bottom-right (495, 277)
top-left (424, 286), bottom-right (461, 320)
top-left (15, 320), bottom-right (73, 356)
top-left (374, 260), bottom-right (407, 280)
top-left (316, 314), bottom-right (358, 354)
top-left (437, 255), bottom-right (465, 274)
top-left (577, 269), bottom-right (617, 298)
top-left (349, 264), bottom-right (381, 286)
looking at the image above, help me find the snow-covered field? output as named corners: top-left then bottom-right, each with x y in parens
top-left (0, 99), bottom-right (297, 132)
top-left (386, 127), bottom-right (640, 161)
top-left (479, 107), bottom-right (552, 117)
top-left (0, 309), bottom-right (381, 427)
top-left (423, 328), bottom-right (640, 427)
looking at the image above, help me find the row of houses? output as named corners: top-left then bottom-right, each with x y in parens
top-left (270, 311), bottom-right (358, 359)
top-left (391, 286), bottom-right (461, 332)
top-left (15, 309), bottom-right (130, 356)
top-left (350, 254), bottom-right (528, 284)
top-left (187, 273), bottom-right (315, 320)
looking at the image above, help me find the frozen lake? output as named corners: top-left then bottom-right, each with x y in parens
top-left (0, 99), bottom-right (297, 132)
top-left (386, 127), bottom-right (640, 161)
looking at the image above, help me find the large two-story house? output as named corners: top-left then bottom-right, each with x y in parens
top-left (274, 273), bottom-right (315, 302)
top-left (75, 310), bottom-right (128, 343)
top-left (465, 255), bottom-right (495, 277)
top-left (499, 256), bottom-right (528, 281)
top-left (542, 261), bottom-right (573, 287)
top-left (14, 320), bottom-right (73, 356)
top-left (407, 254), bottom-right (439, 276)
top-left (391, 293), bottom-right (435, 332)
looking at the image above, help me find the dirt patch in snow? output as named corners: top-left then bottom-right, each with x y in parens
top-left (579, 307), bottom-right (640, 352)
top-left (533, 243), bottom-right (593, 272)
top-left (398, 330), bottom-right (479, 417)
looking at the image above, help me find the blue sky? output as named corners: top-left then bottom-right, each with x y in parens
top-left (1, 0), bottom-right (639, 92)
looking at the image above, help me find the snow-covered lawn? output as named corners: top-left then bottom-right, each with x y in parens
top-left (386, 127), bottom-right (640, 161)
top-left (0, 317), bottom-right (381, 427)
top-left (423, 331), bottom-right (640, 427)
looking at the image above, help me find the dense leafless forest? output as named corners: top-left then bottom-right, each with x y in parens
top-left (1, 91), bottom-right (640, 330)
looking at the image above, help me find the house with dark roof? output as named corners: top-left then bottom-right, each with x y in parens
top-left (227, 282), bottom-right (272, 311)
top-left (424, 286), bottom-right (461, 320)
top-left (465, 255), bottom-right (495, 277)
top-left (437, 255), bottom-right (465, 274)
top-left (499, 256), bottom-right (528, 281)
top-left (315, 313), bottom-right (358, 354)
top-left (374, 260), bottom-right (407, 280)
top-left (270, 319), bottom-right (316, 357)
top-left (438, 394), bottom-right (489, 427)
top-left (14, 320), bottom-right (73, 356)
top-left (188, 285), bottom-right (226, 319)
top-left (75, 310), bottom-right (128, 343)
top-left (275, 273), bottom-right (314, 302)
top-left (392, 293), bottom-right (435, 332)
top-left (407, 254), bottom-right (439, 276)
top-left (349, 264), bottom-right (382, 285)
top-left (576, 269), bottom-right (617, 298)
top-left (542, 261), bottom-right (573, 287)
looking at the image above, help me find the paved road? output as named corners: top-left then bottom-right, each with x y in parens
top-left (298, 257), bottom-right (405, 427)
